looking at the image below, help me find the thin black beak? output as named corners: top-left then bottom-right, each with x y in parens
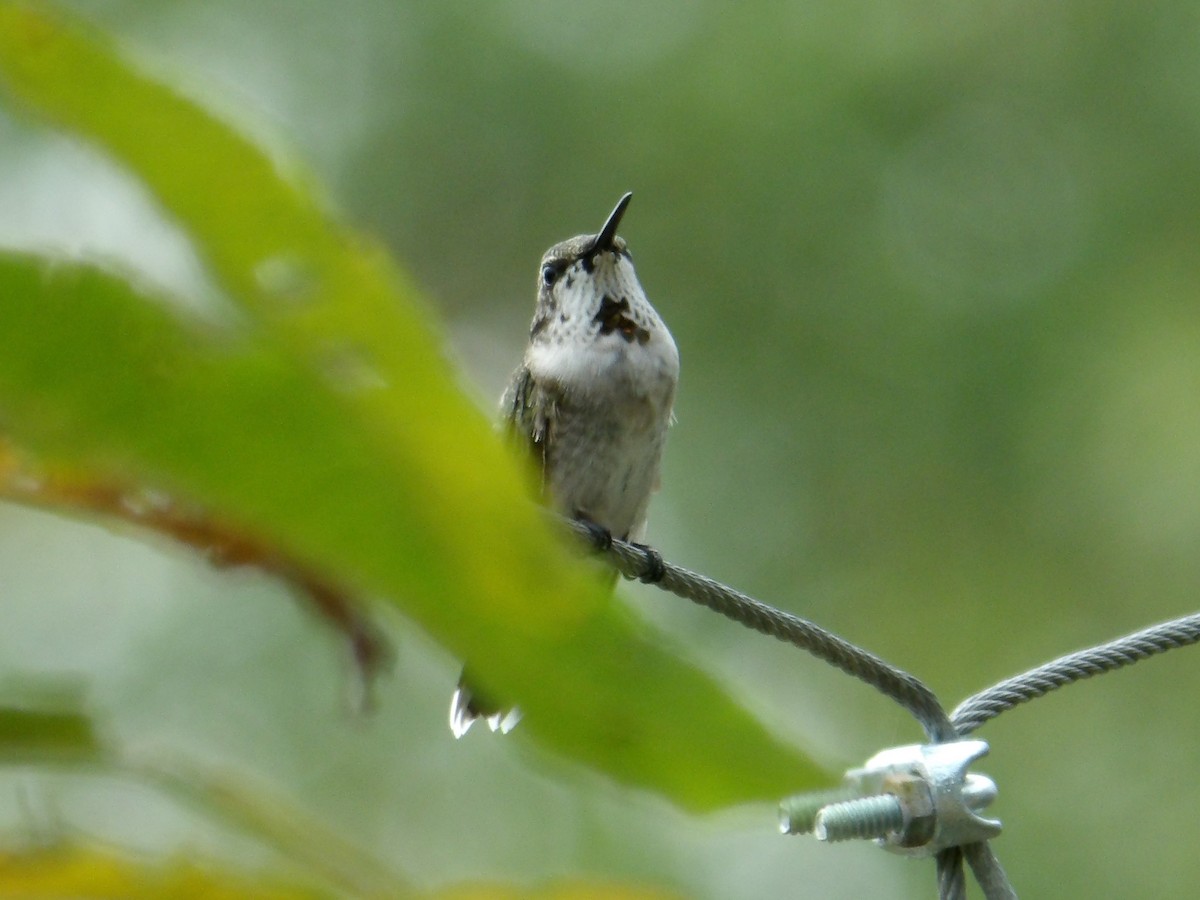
top-left (593, 191), bottom-right (633, 252)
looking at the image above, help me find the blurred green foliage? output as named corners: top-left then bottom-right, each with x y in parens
top-left (1, 0), bottom-right (1199, 897)
top-left (0, 0), bottom-right (825, 817)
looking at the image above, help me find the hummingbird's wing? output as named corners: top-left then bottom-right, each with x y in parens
top-left (499, 363), bottom-right (553, 488)
top-left (451, 365), bottom-right (551, 737)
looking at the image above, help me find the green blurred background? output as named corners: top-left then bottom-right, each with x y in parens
top-left (3, 1), bottom-right (1200, 896)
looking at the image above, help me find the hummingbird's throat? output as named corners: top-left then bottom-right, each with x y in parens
top-left (594, 294), bottom-right (651, 345)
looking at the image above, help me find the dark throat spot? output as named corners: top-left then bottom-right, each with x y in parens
top-left (594, 294), bottom-right (650, 345)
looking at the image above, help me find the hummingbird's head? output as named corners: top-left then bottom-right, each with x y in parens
top-left (529, 192), bottom-right (659, 348)
top-left (525, 192), bottom-right (678, 393)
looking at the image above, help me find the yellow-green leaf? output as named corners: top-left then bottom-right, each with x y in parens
top-left (0, 846), bottom-right (341, 899)
top-left (0, 4), bottom-right (830, 810)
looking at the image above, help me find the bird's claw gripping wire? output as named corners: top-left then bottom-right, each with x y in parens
top-left (572, 514), bottom-right (613, 551)
top-left (631, 542), bottom-right (666, 584)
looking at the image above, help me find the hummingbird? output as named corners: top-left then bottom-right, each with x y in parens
top-left (450, 192), bottom-right (680, 737)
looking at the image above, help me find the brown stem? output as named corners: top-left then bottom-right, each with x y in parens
top-left (0, 443), bottom-right (392, 708)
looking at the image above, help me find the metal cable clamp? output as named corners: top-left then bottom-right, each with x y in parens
top-left (780, 739), bottom-right (1001, 857)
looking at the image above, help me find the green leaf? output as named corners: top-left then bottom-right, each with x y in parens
top-left (0, 4), bottom-right (830, 808)
top-left (0, 707), bottom-right (100, 765)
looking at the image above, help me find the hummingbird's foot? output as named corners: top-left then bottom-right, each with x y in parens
top-left (573, 514), bottom-right (613, 551)
top-left (631, 542), bottom-right (666, 584)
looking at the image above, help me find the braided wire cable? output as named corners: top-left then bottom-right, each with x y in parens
top-left (570, 523), bottom-right (1200, 897)
top-left (564, 519), bottom-right (1186, 899)
top-left (936, 848), bottom-right (966, 900)
top-left (565, 520), bottom-right (956, 742)
top-left (951, 612), bottom-right (1200, 735)
top-left (964, 842), bottom-right (1018, 900)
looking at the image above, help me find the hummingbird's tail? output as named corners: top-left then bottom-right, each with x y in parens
top-left (449, 673), bottom-right (521, 738)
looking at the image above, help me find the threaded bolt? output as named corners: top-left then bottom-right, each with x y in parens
top-left (813, 794), bottom-right (905, 842)
top-left (778, 788), bottom-right (859, 835)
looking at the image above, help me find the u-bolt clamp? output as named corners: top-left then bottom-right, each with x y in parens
top-left (780, 739), bottom-right (1001, 857)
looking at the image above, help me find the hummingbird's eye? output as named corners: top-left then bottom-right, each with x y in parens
top-left (541, 264), bottom-right (559, 287)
